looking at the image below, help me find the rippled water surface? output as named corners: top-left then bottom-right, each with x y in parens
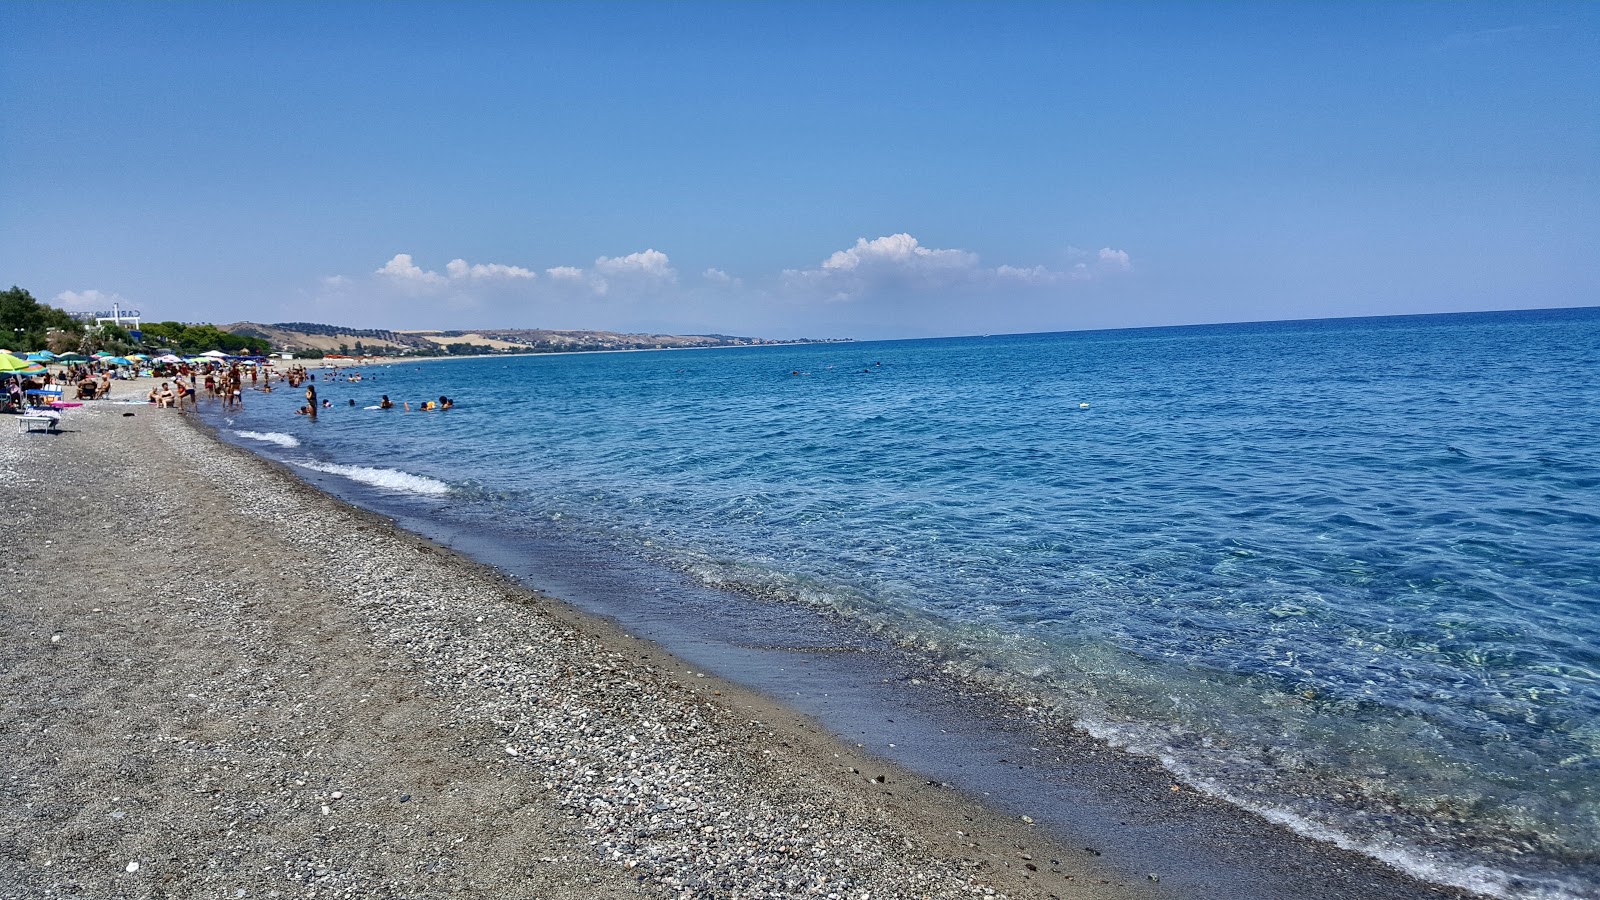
top-left (220, 308), bottom-right (1600, 898)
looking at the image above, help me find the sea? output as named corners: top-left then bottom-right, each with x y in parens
top-left (211, 307), bottom-right (1600, 899)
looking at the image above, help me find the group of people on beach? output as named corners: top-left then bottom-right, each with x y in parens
top-left (145, 379), bottom-right (198, 411)
top-left (9, 354), bottom-right (463, 422)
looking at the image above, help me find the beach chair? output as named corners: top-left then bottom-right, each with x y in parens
top-left (26, 388), bottom-right (63, 408)
top-left (18, 410), bottom-right (61, 433)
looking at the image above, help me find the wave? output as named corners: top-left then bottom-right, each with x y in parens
top-left (233, 430), bottom-right (301, 448)
top-left (289, 459), bottom-right (451, 496)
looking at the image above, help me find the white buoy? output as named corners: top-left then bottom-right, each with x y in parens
top-left (1079, 402), bottom-right (1090, 409)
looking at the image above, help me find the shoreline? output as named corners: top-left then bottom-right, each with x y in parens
top-left (237, 427), bottom-right (1486, 900)
top-left (304, 340), bottom-right (853, 369)
top-left (1, 402), bottom-right (1140, 899)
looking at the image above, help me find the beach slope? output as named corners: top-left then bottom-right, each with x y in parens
top-left (0, 404), bottom-right (1136, 899)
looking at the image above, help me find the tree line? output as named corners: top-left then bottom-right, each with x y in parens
top-left (0, 286), bottom-right (268, 356)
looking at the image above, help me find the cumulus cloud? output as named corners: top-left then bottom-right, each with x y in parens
top-left (365, 249), bottom-right (680, 301)
top-left (783, 234), bottom-right (1132, 301)
top-left (377, 253), bottom-right (541, 288)
top-left (528, 250), bottom-right (679, 297)
top-left (594, 249), bottom-right (676, 282)
top-left (1097, 247), bottom-right (1132, 271)
top-left (445, 258), bottom-right (537, 280)
top-left (330, 239), bottom-right (1127, 330)
top-left (821, 233), bottom-right (979, 273)
top-left (375, 253), bottom-right (447, 287)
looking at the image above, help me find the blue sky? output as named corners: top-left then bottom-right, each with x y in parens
top-left (2, 2), bottom-right (1595, 340)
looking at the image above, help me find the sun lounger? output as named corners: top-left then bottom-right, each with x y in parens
top-left (25, 388), bottom-right (64, 408)
top-left (18, 410), bottom-right (61, 433)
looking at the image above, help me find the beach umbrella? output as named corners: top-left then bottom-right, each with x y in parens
top-left (130, 353), bottom-right (150, 360)
top-left (27, 351), bottom-right (56, 361)
top-left (201, 349), bottom-right (228, 358)
top-left (55, 352), bottom-right (87, 363)
top-left (102, 356), bottom-right (132, 366)
top-left (0, 354), bottom-right (35, 373)
top-left (156, 353), bottom-right (183, 363)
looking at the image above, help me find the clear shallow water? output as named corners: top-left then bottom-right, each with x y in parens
top-left (218, 308), bottom-right (1600, 898)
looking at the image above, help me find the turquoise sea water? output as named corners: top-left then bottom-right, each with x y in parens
top-left (217, 307), bottom-right (1600, 898)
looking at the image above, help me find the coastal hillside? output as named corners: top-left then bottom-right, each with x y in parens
top-left (221, 322), bottom-right (834, 356)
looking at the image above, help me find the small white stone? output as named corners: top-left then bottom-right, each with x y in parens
top-left (125, 861), bottom-right (139, 873)
top-left (50, 634), bottom-right (60, 644)
top-left (504, 746), bottom-right (518, 756)
top-left (329, 791), bottom-right (342, 800)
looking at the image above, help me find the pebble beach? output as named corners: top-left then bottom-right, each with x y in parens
top-left (0, 401), bottom-right (1143, 899)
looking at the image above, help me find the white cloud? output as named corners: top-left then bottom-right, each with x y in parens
top-left (329, 239), bottom-right (1129, 331)
top-left (821, 233), bottom-right (979, 273)
top-left (783, 233), bottom-right (1132, 301)
top-left (1097, 247), bottom-right (1132, 271)
top-left (446, 258), bottom-right (536, 280)
top-left (375, 253), bottom-right (447, 286)
top-left (994, 264), bottom-right (1052, 284)
top-left (594, 249), bottom-right (676, 282)
top-left (54, 289), bottom-right (129, 311)
top-left (378, 253), bottom-right (540, 288)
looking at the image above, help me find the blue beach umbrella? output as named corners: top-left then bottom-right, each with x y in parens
top-left (103, 356), bottom-right (132, 366)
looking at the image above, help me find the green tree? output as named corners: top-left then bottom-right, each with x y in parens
top-left (0, 285), bottom-right (83, 351)
top-left (134, 321), bottom-right (268, 356)
top-left (84, 322), bottom-right (137, 355)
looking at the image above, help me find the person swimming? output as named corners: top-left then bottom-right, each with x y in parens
top-left (379, 395), bottom-right (393, 409)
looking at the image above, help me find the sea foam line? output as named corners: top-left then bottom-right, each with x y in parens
top-left (289, 459), bottom-right (451, 496)
top-left (233, 430), bottom-right (301, 449)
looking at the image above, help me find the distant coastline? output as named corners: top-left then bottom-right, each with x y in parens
top-left (222, 320), bottom-right (852, 360)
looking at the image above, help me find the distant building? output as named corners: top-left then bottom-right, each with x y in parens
top-left (71, 303), bottom-right (143, 333)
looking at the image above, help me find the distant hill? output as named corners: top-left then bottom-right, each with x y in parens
top-left (221, 322), bottom-right (845, 356)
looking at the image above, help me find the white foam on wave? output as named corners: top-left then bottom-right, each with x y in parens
top-left (290, 459), bottom-right (452, 496)
top-left (1073, 717), bottom-right (1589, 900)
top-left (233, 430), bottom-right (301, 449)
